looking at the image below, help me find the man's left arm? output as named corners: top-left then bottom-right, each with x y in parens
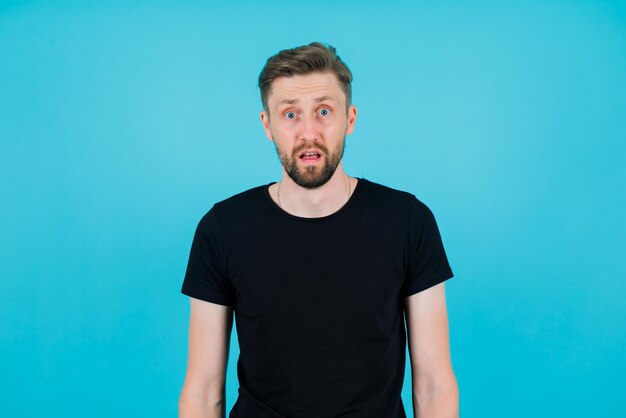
top-left (404, 282), bottom-right (459, 418)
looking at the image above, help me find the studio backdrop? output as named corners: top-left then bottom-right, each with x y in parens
top-left (1, 1), bottom-right (625, 417)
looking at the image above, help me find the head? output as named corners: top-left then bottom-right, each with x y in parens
top-left (259, 42), bottom-right (353, 114)
top-left (258, 42), bottom-right (357, 189)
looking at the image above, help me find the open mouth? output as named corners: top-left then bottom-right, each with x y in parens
top-left (299, 151), bottom-right (322, 162)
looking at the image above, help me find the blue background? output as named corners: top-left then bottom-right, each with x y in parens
top-left (1, 1), bottom-right (625, 416)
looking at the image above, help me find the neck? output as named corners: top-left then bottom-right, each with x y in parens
top-left (276, 164), bottom-right (354, 218)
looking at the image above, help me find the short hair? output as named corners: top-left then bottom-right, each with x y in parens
top-left (258, 42), bottom-right (353, 113)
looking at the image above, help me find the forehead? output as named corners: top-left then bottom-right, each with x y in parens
top-left (267, 72), bottom-right (345, 108)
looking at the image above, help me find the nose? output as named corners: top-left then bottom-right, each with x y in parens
top-left (298, 112), bottom-right (320, 142)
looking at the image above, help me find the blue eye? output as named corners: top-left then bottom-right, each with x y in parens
top-left (285, 111), bottom-right (297, 120)
top-left (319, 108), bottom-right (330, 116)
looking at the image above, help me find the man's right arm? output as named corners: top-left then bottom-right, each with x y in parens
top-left (179, 297), bottom-right (234, 418)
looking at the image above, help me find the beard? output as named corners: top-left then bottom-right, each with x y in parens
top-left (274, 137), bottom-right (345, 189)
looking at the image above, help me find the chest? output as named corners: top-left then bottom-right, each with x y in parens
top-left (223, 217), bottom-right (408, 344)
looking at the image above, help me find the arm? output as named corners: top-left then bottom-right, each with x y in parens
top-left (404, 282), bottom-right (459, 418)
top-left (179, 297), bottom-right (234, 418)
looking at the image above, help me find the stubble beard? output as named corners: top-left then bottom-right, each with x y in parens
top-left (275, 138), bottom-right (346, 189)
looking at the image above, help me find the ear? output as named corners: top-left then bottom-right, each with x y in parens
top-left (345, 104), bottom-right (357, 136)
top-left (260, 110), bottom-right (273, 141)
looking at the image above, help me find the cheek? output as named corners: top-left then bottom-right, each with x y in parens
top-left (271, 120), bottom-right (294, 133)
top-left (326, 121), bottom-right (344, 135)
top-left (276, 125), bottom-right (304, 144)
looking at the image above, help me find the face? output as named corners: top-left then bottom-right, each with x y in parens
top-left (260, 72), bottom-right (357, 189)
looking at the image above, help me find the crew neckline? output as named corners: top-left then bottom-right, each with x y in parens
top-left (263, 177), bottom-right (366, 222)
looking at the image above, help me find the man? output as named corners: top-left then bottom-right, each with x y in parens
top-left (179, 42), bottom-right (459, 418)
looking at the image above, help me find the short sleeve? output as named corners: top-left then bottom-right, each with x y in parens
top-left (401, 198), bottom-right (454, 297)
top-left (181, 206), bottom-right (236, 306)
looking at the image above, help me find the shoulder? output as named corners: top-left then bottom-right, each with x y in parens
top-left (197, 184), bottom-right (270, 227)
top-left (361, 178), bottom-right (432, 215)
top-left (214, 184), bottom-right (268, 210)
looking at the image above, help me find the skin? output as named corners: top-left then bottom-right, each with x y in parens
top-left (179, 71), bottom-right (458, 418)
top-left (260, 71), bottom-right (357, 218)
top-left (179, 298), bottom-right (233, 418)
top-left (405, 283), bottom-right (459, 417)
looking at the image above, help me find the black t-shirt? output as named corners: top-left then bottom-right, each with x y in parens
top-left (182, 178), bottom-right (453, 418)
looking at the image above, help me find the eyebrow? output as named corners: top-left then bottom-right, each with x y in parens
top-left (277, 98), bottom-right (299, 106)
top-left (276, 95), bottom-right (337, 107)
top-left (314, 95), bottom-right (335, 103)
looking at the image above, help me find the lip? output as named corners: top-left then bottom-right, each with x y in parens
top-left (298, 148), bottom-right (323, 163)
top-left (298, 148), bottom-right (323, 157)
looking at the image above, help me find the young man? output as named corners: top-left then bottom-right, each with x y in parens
top-left (179, 42), bottom-right (459, 418)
